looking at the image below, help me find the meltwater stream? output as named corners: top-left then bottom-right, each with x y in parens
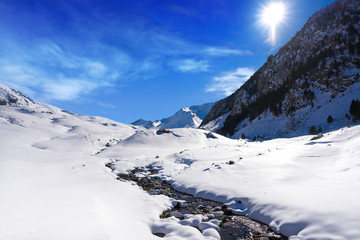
top-left (106, 163), bottom-right (287, 240)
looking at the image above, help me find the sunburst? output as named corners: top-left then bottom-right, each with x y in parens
top-left (261, 2), bottom-right (286, 44)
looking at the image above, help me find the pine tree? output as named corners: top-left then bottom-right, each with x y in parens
top-left (349, 99), bottom-right (360, 120)
top-left (327, 115), bottom-right (334, 123)
top-left (309, 126), bottom-right (317, 135)
top-left (318, 126), bottom-right (323, 133)
top-left (241, 133), bottom-right (246, 139)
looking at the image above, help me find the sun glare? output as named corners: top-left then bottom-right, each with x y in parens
top-left (261, 2), bottom-right (286, 44)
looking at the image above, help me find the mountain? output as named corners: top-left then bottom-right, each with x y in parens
top-left (131, 118), bottom-right (161, 129)
top-left (132, 102), bottom-right (214, 129)
top-left (201, 0), bottom-right (360, 139)
top-left (0, 82), bottom-right (136, 143)
top-left (2, 82), bottom-right (360, 239)
top-left (0, 83), bottom-right (38, 108)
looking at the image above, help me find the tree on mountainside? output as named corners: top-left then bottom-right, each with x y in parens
top-left (349, 99), bottom-right (360, 121)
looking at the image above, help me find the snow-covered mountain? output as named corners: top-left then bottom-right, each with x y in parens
top-left (131, 118), bottom-right (159, 129)
top-left (0, 82), bottom-right (137, 147)
top-left (1, 81), bottom-right (360, 239)
top-left (1, 2), bottom-right (360, 238)
top-left (201, 0), bottom-right (360, 139)
top-left (132, 102), bottom-right (214, 129)
top-left (0, 83), bottom-right (38, 108)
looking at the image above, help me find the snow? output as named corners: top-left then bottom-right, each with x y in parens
top-left (0, 84), bottom-right (223, 240)
top-left (0, 107), bottom-right (174, 240)
top-left (103, 126), bottom-right (360, 239)
top-left (162, 107), bottom-right (203, 129)
top-left (205, 80), bottom-right (360, 140)
top-left (1, 82), bottom-right (360, 239)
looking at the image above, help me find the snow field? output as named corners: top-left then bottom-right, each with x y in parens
top-left (1, 82), bottom-right (360, 239)
top-left (104, 126), bottom-right (360, 239)
top-left (0, 105), bottom-right (223, 240)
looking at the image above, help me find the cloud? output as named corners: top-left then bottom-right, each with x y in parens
top-left (204, 47), bottom-right (252, 56)
top-left (43, 79), bottom-right (98, 101)
top-left (0, 40), bottom-right (123, 102)
top-left (85, 61), bottom-right (108, 77)
top-left (206, 67), bottom-right (255, 96)
top-left (169, 59), bottom-right (209, 72)
top-left (0, 1), bottom-right (253, 103)
top-left (143, 31), bottom-right (251, 57)
top-left (97, 102), bottom-right (117, 109)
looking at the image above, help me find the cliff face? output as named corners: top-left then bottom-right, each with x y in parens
top-left (201, 0), bottom-right (360, 138)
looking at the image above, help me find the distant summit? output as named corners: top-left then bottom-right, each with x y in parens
top-left (132, 102), bottom-right (214, 129)
top-left (201, 0), bottom-right (360, 139)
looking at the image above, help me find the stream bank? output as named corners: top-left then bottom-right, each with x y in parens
top-left (106, 162), bottom-right (287, 240)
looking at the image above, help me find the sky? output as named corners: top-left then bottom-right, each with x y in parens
top-left (0, 0), bottom-right (335, 123)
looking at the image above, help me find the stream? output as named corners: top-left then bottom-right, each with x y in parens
top-left (106, 162), bottom-right (287, 240)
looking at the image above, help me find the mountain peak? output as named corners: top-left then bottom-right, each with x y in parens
top-left (132, 102), bottom-right (214, 129)
top-left (0, 83), bottom-right (36, 107)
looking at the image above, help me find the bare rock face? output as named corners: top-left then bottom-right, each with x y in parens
top-left (201, 0), bottom-right (360, 137)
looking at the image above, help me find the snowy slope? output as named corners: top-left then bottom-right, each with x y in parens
top-left (0, 83), bottom-right (49, 110)
top-left (2, 82), bottom-right (360, 239)
top-left (161, 103), bottom-right (214, 129)
top-left (0, 84), bottom-right (170, 240)
top-left (0, 84), bottom-right (222, 240)
top-left (102, 124), bottom-right (360, 240)
top-left (229, 80), bottom-right (360, 140)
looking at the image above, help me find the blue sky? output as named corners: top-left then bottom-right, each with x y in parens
top-left (0, 0), bottom-right (334, 123)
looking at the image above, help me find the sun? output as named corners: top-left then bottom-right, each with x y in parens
top-left (261, 2), bottom-right (286, 44)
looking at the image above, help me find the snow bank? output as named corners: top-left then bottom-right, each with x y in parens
top-left (0, 105), bottom-right (171, 240)
top-left (107, 123), bottom-right (360, 239)
top-left (0, 103), bottom-right (229, 240)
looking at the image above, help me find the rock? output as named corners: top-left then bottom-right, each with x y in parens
top-left (206, 132), bottom-right (217, 139)
top-left (148, 189), bottom-right (161, 195)
top-left (171, 211), bottom-right (184, 219)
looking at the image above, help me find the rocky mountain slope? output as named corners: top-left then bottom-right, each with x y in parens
top-left (201, 0), bottom-right (360, 139)
top-left (132, 102), bottom-right (214, 129)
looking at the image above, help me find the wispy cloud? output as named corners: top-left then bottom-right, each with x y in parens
top-left (139, 30), bottom-right (250, 58)
top-left (169, 59), bottom-right (209, 72)
top-left (206, 67), bottom-right (255, 96)
top-left (0, 40), bottom-right (122, 102)
top-left (97, 101), bottom-right (117, 109)
top-left (42, 79), bottom-right (98, 101)
top-left (204, 47), bottom-right (252, 56)
top-left (0, 1), bottom-right (253, 103)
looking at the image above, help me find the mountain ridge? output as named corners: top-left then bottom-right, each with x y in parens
top-left (201, 0), bottom-right (360, 139)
